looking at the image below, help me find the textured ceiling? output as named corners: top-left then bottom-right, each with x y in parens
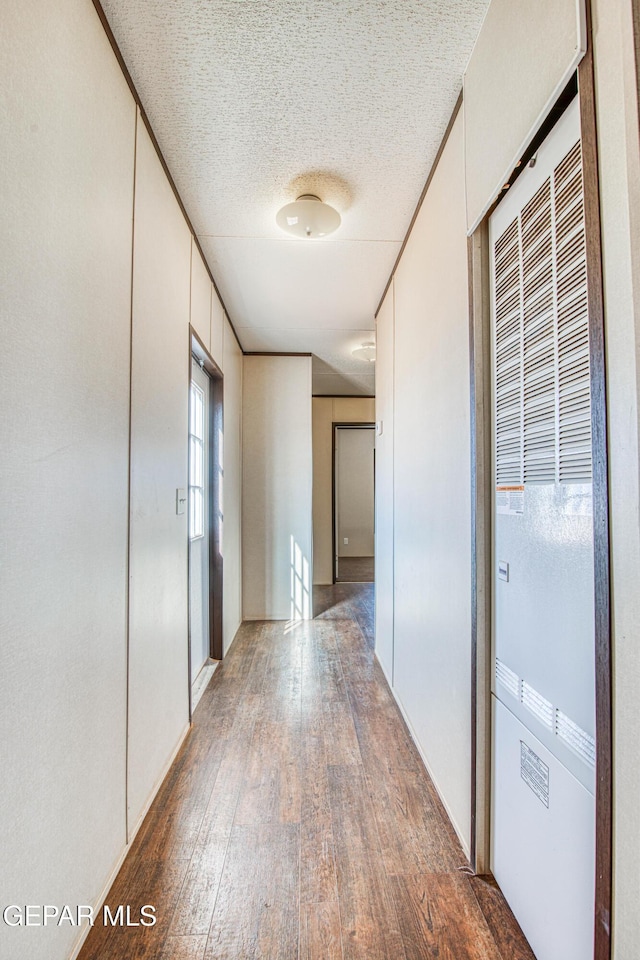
top-left (100, 0), bottom-right (489, 395)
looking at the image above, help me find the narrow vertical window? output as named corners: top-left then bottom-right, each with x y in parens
top-left (189, 381), bottom-right (205, 540)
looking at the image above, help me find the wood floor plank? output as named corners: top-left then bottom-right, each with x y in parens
top-left (80, 583), bottom-right (534, 960)
top-left (79, 859), bottom-right (189, 960)
top-left (303, 644), bottom-right (348, 706)
top-left (333, 853), bottom-right (407, 960)
top-left (168, 829), bottom-right (229, 937)
top-left (299, 721), bottom-right (339, 904)
top-left (169, 728), bottom-right (257, 936)
top-left (365, 766), bottom-right (463, 874)
top-left (349, 699), bottom-right (425, 775)
top-left (327, 764), bottom-right (407, 959)
top-left (390, 873), bottom-right (504, 960)
top-left (135, 738), bottom-right (223, 862)
top-left (160, 934), bottom-right (208, 959)
top-left (203, 823), bottom-right (299, 960)
top-left (327, 764), bottom-right (383, 860)
top-left (300, 827), bottom-right (338, 905)
top-left (234, 717), bottom-right (302, 825)
top-left (469, 875), bottom-right (537, 960)
top-left (323, 700), bottom-right (363, 766)
top-left (300, 901), bottom-right (344, 960)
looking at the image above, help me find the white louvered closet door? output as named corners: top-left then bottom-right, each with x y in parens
top-left (489, 97), bottom-right (596, 960)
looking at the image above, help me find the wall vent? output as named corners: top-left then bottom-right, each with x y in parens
top-left (496, 658), bottom-right (520, 699)
top-left (494, 658), bottom-right (594, 768)
top-left (556, 709), bottom-right (596, 767)
top-left (521, 681), bottom-right (554, 729)
top-left (493, 138), bottom-right (591, 486)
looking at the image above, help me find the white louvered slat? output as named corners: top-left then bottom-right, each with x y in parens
top-left (555, 143), bottom-right (591, 484)
top-left (521, 681), bottom-right (554, 729)
top-left (492, 136), bottom-right (591, 489)
top-left (522, 178), bottom-right (556, 484)
top-left (494, 214), bottom-right (523, 485)
top-left (496, 658), bottom-right (520, 700)
top-left (556, 710), bottom-right (596, 767)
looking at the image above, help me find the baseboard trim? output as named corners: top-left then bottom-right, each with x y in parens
top-left (126, 720), bottom-right (192, 844)
top-left (374, 651), bottom-right (471, 862)
top-left (68, 720), bottom-right (191, 960)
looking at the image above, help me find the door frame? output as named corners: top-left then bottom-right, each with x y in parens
top-left (468, 8), bottom-right (612, 957)
top-left (331, 422), bottom-right (376, 584)
top-left (188, 327), bottom-right (224, 708)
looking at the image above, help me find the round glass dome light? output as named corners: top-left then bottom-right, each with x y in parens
top-left (352, 341), bottom-right (376, 363)
top-left (276, 194), bottom-right (341, 239)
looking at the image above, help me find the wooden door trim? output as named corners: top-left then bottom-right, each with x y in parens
top-left (189, 327), bottom-right (224, 722)
top-left (468, 223), bottom-right (492, 876)
top-left (577, 4), bottom-right (613, 955)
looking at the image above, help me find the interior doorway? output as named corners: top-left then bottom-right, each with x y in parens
top-left (188, 329), bottom-right (223, 713)
top-left (189, 357), bottom-right (211, 684)
top-left (333, 424), bottom-right (375, 583)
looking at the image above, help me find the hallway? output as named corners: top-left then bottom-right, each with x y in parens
top-left (79, 584), bottom-right (533, 960)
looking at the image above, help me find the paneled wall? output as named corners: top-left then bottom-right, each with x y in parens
top-left (243, 357), bottom-right (313, 618)
top-left (375, 110), bottom-right (472, 853)
top-left (190, 241), bottom-right (213, 350)
top-left (374, 288), bottom-right (395, 683)
top-left (0, 3), bottom-right (243, 958)
top-left (312, 397), bottom-right (375, 585)
top-left (127, 116), bottom-right (192, 833)
top-left (0, 3), bottom-right (135, 959)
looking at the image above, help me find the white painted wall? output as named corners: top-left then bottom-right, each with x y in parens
top-left (374, 286), bottom-right (395, 684)
top-left (222, 317), bottom-right (243, 653)
top-left (211, 287), bottom-right (225, 371)
top-left (312, 397), bottom-right (375, 584)
top-left (336, 428), bottom-right (375, 557)
top-left (592, 1), bottom-right (640, 954)
top-left (190, 239), bottom-right (213, 351)
top-left (127, 115), bottom-right (192, 833)
top-left (0, 3), bottom-right (135, 959)
top-left (243, 356), bottom-right (313, 619)
top-left (376, 111), bottom-right (472, 853)
top-left (464, 0), bottom-right (586, 231)
top-left (0, 5), bottom-right (245, 959)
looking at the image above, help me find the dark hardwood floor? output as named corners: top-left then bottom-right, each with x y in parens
top-left (79, 583), bottom-right (534, 960)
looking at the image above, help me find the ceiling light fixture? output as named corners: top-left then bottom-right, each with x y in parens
top-left (352, 341), bottom-right (376, 363)
top-left (276, 194), bottom-right (341, 239)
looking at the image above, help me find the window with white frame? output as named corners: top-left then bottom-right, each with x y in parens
top-left (189, 381), bottom-right (205, 540)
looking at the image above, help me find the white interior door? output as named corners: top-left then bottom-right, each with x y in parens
top-left (189, 358), bottom-right (210, 685)
top-left (334, 426), bottom-right (375, 579)
top-left (489, 97), bottom-right (596, 960)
